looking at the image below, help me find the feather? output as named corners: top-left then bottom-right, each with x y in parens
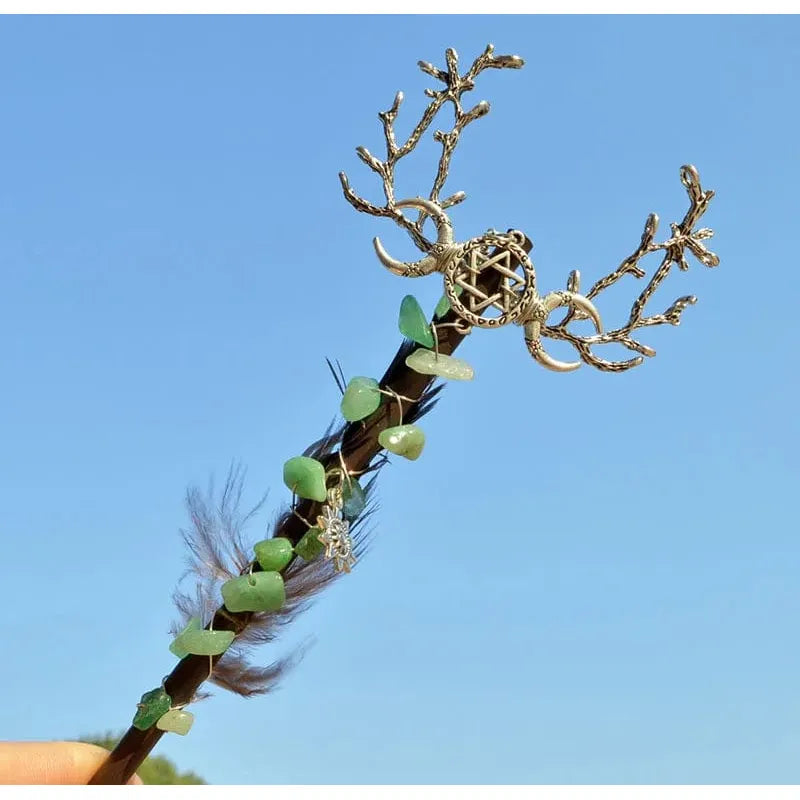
top-left (325, 357), bottom-right (348, 396)
top-left (170, 339), bottom-right (446, 697)
top-left (171, 445), bottom-right (380, 696)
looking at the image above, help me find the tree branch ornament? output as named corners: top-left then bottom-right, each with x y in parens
top-left (341, 44), bottom-right (719, 372)
top-left (89, 44), bottom-right (719, 784)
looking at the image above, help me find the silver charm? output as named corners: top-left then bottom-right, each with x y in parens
top-left (316, 488), bottom-right (356, 574)
top-left (340, 45), bottom-right (719, 373)
top-left (374, 197), bottom-right (602, 372)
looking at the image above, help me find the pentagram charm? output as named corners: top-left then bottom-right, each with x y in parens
top-left (443, 232), bottom-right (536, 328)
top-left (316, 490), bottom-right (356, 573)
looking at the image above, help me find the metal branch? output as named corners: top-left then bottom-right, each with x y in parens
top-left (339, 44), bottom-right (523, 256)
top-left (543, 165), bottom-right (719, 372)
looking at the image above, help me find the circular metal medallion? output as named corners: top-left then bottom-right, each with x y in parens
top-left (442, 233), bottom-right (537, 328)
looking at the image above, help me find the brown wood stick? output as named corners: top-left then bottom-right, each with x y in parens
top-left (89, 236), bottom-right (531, 784)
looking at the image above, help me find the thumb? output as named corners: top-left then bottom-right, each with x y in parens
top-left (0, 741), bottom-right (142, 785)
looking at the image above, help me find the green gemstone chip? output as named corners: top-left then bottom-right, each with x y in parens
top-left (221, 571), bottom-right (286, 613)
top-left (133, 686), bottom-right (172, 731)
top-left (169, 617), bottom-right (203, 658)
top-left (405, 348), bottom-right (474, 381)
top-left (254, 537), bottom-right (294, 572)
top-left (341, 376), bottom-right (382, 422)
top-left (378, 424), bottom-right (425, 461)
top-left (173, 628), bottom-right (234, 657)
top-left (156, 708), bottom-right (194, 736)
top-left (433, 285), bottom-right (464, 319)
top-left (283, 456), bottom-right (327, 502)
top-left (295, 527), bottom-right (325, 561)
top-left (342, 478), bottom-right (366, 520)
top-left (398, 295), bottom-right (435, 348)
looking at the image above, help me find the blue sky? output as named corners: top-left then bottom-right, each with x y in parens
top-left (0, 15), bottom-right (798, 785)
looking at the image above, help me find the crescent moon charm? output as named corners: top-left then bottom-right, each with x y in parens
top-left (523, 291), bottom-right (602, 372)
top-left (373, 198), bottom-right (459, 277)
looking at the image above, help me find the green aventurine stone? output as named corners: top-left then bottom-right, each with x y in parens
top-left (295, 527), bottom-right (324, 561)
top-left (378, 424), bottom-right (425, 461)
top-left (398, 295), bottom-right (435, 348)
top-left (342, 479), bottom-right (366, 520)
top-left (341, 376), bottom-right (382, 422)
top-left (174, 628), bottom-right (235, 657)
top-left (283, 456), bottom-right (327, 502)
top-left (433, 285), bottom-right (464, 319)
top-left (156, 708), bottom-right (194, 736)
top-left (133, 687), bottom-right (172, 731)
top-left (221, 571), bottom-right (286, 613)
top-left (405, 348), bottom-right (474, 381)
top-left (169, 617), bottom-right (202, 658)
top-left (254, 537), bottom-right (294, 572)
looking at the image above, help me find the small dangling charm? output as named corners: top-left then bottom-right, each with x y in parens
top-left (316, 487), bottom-right (356, 573)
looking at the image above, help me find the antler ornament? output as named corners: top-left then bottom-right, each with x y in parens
top-left (341, 45), bottom-right (720, 373)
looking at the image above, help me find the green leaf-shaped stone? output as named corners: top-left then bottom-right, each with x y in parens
top-left (341, 376), bottom-right (382, 422)
top-left (295, 527), bottom-right (324, 561)
top-left (378, 424), bottom-right (425, 461)
top-left (283, 456), bottom-right (327, 502)
top-left (405, 348), bottom-right (474, 381)
top-left (169, 617), bottom-right (203, 658)
top-left (156, 708), bottom-right (194, 736)
top-left (221, 571), bottom-right (286, 613)
top-left (254, 537), bottom-right (294, 572)
top-left (133, 686), bottom-right (172, 731)
top-left (342, 478), bottom-right (366, 520)
top-left (399, 295), bottom-right (434, 348)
